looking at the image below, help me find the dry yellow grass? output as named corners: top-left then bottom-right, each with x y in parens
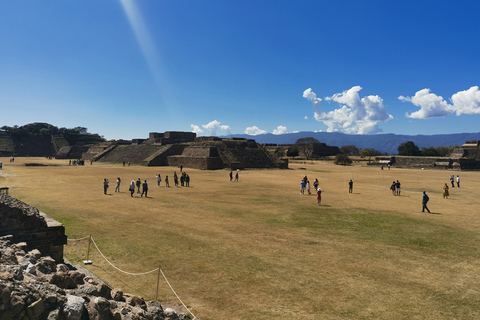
top-left (2, 157), bottom-right (480, 320)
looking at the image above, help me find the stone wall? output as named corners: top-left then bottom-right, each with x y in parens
top-left (167, 156), bottom-right (224, 170)
top-left (371, 156), bottom-right (461, 169)
top-left (55, 146), bottom-right (73, 159)
top-left (0, 237), bottom-right (190, 320)
top-left (0, 194), bottom-right (67, 263)
top-left (144, 145), bottom-right (187, 166)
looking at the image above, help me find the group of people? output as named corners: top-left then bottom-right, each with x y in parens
top-left (173, 171), bottom-right (190, 187)
top-left (390, 180), bottom-right (401, 196)
top-left (444, 175), bottom-right (461, 199)
top-left (104, 171), bottom-right (192, 196)
top-left (450, 175), bottom-right (460, 188)
top-left (229, 170), bottom-right (239, 182)
top-left (300, 176), bottom-right (322, 205)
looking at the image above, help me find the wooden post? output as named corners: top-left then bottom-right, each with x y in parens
top-left (155, 266), bottom-right (161, 301)
top-left (83, 234), bottom-right (92, 265)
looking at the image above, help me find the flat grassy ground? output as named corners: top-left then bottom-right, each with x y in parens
top-left (1, 157), bottom-right (480, 320)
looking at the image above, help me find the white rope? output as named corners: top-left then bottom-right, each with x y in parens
top-left (160, 269), bottom-right (197, 320)
top-left (67, 235), bottom-right (91, 241)
top-left (90, 236), bottom-right (159, 276)
top-left (72, 235), bottom-right (198, 318)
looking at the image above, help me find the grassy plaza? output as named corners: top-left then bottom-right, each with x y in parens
top-left (1, 157), bottom-right (480, 320)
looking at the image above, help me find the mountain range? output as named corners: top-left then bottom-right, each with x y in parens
top-left (222, 132), bottom-right (480, 155)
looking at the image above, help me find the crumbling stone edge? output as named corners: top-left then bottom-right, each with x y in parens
top-left (0, 236), bottom-right (193, 320)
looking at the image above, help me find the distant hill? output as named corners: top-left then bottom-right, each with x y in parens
top-left (0, 123), bottom-right (105, 157)
top-left (221, 132), bottom-right (480, 155)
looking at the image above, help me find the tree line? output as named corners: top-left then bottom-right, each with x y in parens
top-left (286, 137), bottom-right (477, 165)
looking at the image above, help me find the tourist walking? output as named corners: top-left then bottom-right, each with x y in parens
top-left (165, 175), bottom-right (170, 187)
top-left (443, 183), bottom-right (449, 199)
top-left (313, 178), bottom-right (319, 191)
top-left (156, 174), bottom-right (162, 187)
top-left (422, 191), bottom-right (431, 213)
top-left (348, 179), bottom-right (353, 193)
top-left (450, 175), bottom-right (455, 188)
top-left (136, 178), bottom-right (142, 193)
top-left (129, 180), bottom-right (135, 197)
top-left (103, 179), bottom-right (109, 195)
top-left (456, 175), bottom-right (460, 188)
top-left (300, 180), bottom-right (306, 195)
top-left (229, 171), bottom-right (233, 181)
top-left (306, 181), bottom-right (311, 195)
top-left (235, 171), bottom-right (239, 182)
top-left (174, 175), bottom-right (178, 187)
top-left (115, 177), bottom-right (121, 192)
top-left (316, 188), bottom-right (322, 206)
top-left (396, 180), bottom-right (401, 196)
top-left (141, 180), bottom-right (148, 197)
top-left (390, 181), bottom-right (396, 196)
top-left (185, 174), bottom-right (190, 187)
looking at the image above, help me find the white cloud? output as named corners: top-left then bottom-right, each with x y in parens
top-left (202, 120), bottom-right (230, 136)
top-left (190, 124), bottom-right (203, 134)
top-left (451, 86), bottom-right (480, 115)
top-left (272, 125), bottom-right (287, 135)
top-left (303, 88), bottom-right (322, 107)
top-left (244, 126), bottom-right (267, 135)
top-left (220, 125), bottom-right (231, 134)
top-left (400, 89), bottom-right (454, 119)
top-left (305, 86), bottom-right (393, 134)
top-left (304, 116), bottom-right (308, 120)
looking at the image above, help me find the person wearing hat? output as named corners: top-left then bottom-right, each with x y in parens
top-left (316, 188), bottom-right (322, 206)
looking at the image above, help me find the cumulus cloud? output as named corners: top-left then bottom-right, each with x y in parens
top-left (400, 86), bottom-right (480, 118)
top-left (305, 86), bottom-right (393, 134)
top-left (451, 86), bottom-right (480, 115)
top-left (303, 88), bottom-right (322, 107)
top-left (190, 124), bottom-right (203, 134)
top-left (244, 126), bottom-right (267, 135)
top-left (273, 125), bottom-right (287, 135)
top-left (400, 89), bottom-right (454, 119)
top-left (201, 120), bottom-right (230, 136)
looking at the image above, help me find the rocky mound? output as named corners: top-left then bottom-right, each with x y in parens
top-left (0, 236), bottom-right (191, 320)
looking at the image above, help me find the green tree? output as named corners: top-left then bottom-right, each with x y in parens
top-left (340, 145), bottom-right (359, 156)
top-left (334, 153), bottom-right (352, 165)
top-left (295, 137), bottom-right (320, 160)
top-left (421, 147), bottom-right (440, 156)
top-left (287, 145), bottom-right (299, 159)
top-left (398, 141), bottom-right (421, 156)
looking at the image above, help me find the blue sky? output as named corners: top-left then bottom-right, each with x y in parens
top-left (1, 0), bottom-right (480, 140)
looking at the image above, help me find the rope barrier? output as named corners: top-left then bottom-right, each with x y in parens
top-left (69, 234), bottom-right (198, 319)
top-left (90, 236), bottom-right (159, 276)
top-left (160, 269), bottom-right (197, 320)
top-left (67, 235), bottom-right (91, 242)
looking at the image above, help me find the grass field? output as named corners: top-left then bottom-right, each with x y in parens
top-left (1, 157), bottom-right (480, 320)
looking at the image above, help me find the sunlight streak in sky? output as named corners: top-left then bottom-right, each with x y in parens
top-left (118, 0), bottom-right (167, 94)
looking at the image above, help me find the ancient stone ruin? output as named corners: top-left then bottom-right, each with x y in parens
top-left (371, 140), bottom-right (480, 170)
top-left (0, 194), bottom-right (191, 320)
top-left (0, 194), bottom-right (66, 263)
top-left (68, 131), bottom-right (289, 170)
